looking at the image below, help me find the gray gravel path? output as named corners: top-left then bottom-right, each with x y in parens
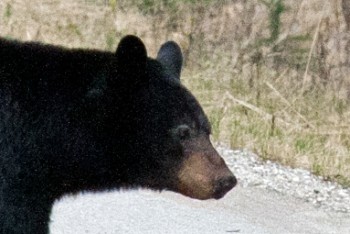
top-left (50, 147), bottom-right (350, 233)
top-left (217, 146), bottom-right (350, 213)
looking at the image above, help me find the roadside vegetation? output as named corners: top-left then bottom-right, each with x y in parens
top-left (1, 0), bottom-right (350, 187)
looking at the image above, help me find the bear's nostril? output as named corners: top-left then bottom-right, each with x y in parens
top-left (229, 176), bottom-right (238, 188)
top-left (214, 176), bottom-right (237, 199)
top-left (220, 176), bottom-right (237, 190)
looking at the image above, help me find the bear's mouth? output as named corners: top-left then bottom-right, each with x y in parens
top-left (176, 175), bottom-right (237, 200)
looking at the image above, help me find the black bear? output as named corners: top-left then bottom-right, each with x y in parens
top-left (0, 35), bottom-right (237, 234)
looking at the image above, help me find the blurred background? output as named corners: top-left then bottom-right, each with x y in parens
top-left (1, 0), bottom-right (349, 187)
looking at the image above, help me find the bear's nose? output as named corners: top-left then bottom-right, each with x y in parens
top-left (213, 176), bottom-right (237, 199)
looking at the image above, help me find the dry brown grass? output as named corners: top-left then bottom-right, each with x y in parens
top-left (1, 0), bottom-right (350, 186)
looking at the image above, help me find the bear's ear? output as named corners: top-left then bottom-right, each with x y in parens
top-left (116, 35), bottom-right (147, 78)
top-left (157, 41), bottom-right (183, 80)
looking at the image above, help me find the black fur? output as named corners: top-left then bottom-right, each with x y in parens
top-left (0, 36), bottom-right (211, 233)
top-left (157, 41), bottom-right (183, 80)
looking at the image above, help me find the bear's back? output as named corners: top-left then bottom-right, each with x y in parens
top-left (0, 38), bottom-right (115, 101)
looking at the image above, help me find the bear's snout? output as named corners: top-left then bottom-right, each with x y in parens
top-left (176, 138), bottom-right (237, 200)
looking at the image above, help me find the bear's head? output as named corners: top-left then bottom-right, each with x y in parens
top-left (103, 35), bottom-right (237, 200)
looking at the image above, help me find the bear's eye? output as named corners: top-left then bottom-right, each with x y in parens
top-left (177, 125), bottom-right (191, 140)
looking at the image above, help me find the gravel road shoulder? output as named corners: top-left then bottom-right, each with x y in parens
top-left (217, 146), bottom-right (350, 213)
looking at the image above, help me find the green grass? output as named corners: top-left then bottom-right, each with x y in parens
top-left (4, 3), bottom-right (12, 19)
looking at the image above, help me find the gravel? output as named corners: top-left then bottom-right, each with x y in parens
top-left (217, 146), bottom-right (350, 213)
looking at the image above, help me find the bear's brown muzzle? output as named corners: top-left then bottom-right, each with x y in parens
top-left (176, 137), bottom-right (237, 200)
